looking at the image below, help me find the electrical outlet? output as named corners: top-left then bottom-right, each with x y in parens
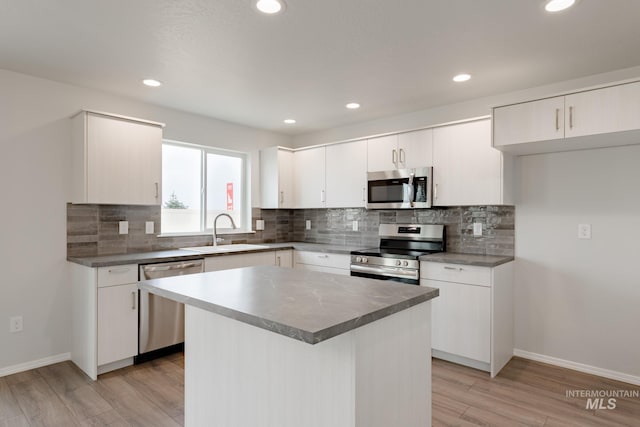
top-left (10, 316), bottom-right (23, 333)
top-left (119, 221), bottom-right (129, 235)
top-left (145, 221), bottom-right (154, 234)
top-left (473, 222), bottom-right (483, 237)
top-left (256, 219), bottom-right (265, 231)
top-left (578, 224), bottom-right (591, 239)
top-left (306, 220), bottom-right (311, 230)
top-left (352, 220), bottom-right (359, 231)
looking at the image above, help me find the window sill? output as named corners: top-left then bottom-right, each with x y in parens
top-left (158, 230), bottom-right (257, 238)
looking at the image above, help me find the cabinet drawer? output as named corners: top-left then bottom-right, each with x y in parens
top-left (294, 251), bottom-right (350, 270)
top-left (97, 264), bottom-right (138, 287)
top-left (420, 262), bottom-right (491, 286)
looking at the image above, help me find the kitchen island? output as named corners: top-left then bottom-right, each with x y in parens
top-left (139, 266), bottom-right (439, 427)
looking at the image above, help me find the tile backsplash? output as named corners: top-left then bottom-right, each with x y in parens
top-left (67, 204), bottom-right (514, 257)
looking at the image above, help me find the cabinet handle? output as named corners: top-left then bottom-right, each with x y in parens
top-left (320, 190), bottom-right (325, 203)
top-left (569, 106), bottom-right (574, 129)
top-left (399, 148), bottom-right (405, 165)
top-left (362, 187), bottom-right (366, 202)
top-left (318, 254), bottom-right (329, 259)
top-left (108, 267), bottom-right (130, 274)
top-left (444, 266), bottom-right (463, 271)
top-left (434, 183), bottom-right (438, 200)
top-left (276, 256), bottom-right (281, 267)
top-left (131, 291), bottom-right (137, 310)
top-left (555, 108), bottom-right (560, 131)
top-left (280, 191), bottom-right (284, 204)
top-left (392, 149), bottom-right (397, 166)
top-left (155, 182), bottom-right (159, 199)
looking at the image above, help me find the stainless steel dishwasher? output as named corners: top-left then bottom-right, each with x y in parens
top-left (137, 259), bottom-right (204, 362)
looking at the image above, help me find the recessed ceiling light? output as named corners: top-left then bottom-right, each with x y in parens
top-left (283, 119), bottom-right (296, 124)
top-left (453, 74), bottom-right (471, 83)
top-left (142, 79), bottom-right (162, 87)
top-left (545, 0), bottom-right (576, 12)
top-left (255, 0), bottom-right (284, 14)
top-left (346, 103), bottom-right (361, 109)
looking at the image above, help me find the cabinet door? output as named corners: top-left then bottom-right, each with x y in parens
top-left (204, 251), bottom-right (276, 272)
top-left (275, 250), bottom-right (293, 268)
top-left (293, 147), bottom-right (326, 208)
top-left (97, 283), bottom-right (138, 366)
top-left (278, 150), bottom-right (294, 208)
top-left (493, 96), bottom-right (565, 147)
top-left (87, 114), bottom-right (162, 205)
top-left (398, 129), bottom-right (433, 169)
top-left (326, 141), bottom-right (367, 208)
top-left (367, 134), bottom-right (398, 172)
top-left (433, 119), bottom-right (502, 206)
top-left (565, 81), bottom-right (640, 138)
top-left (421, 279), bottom-right (490, 363)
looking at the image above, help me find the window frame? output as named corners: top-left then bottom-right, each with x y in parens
top-left (161, 139), bottom-right (251, 236)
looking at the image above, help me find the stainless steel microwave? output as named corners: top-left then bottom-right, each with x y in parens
top-left (366, 167), bottom-right (433, 209)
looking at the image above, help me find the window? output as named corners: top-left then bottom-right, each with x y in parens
top-left (161, 141), bottom-right (248, 234)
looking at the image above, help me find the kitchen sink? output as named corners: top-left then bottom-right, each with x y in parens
top-left (179, 244), bottom-right (270, 254)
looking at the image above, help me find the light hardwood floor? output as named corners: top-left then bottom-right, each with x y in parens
top-left (0, 355), bottom-right (638, 426)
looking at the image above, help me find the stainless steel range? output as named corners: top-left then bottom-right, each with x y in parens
top-left (350, 224), bottom-right (445, 285)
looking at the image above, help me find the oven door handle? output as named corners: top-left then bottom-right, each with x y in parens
top-left (350, 264), bottom-right (418, 280)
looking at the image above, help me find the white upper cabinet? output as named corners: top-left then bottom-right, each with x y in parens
top-left (367, 134), bottom-right (399, 172)
top-left (564, 81), bottom-right (640, 138)
top-left (493, 80), bottom-right (640, 155)
top-left (293, 146), bottom-right (326, 208)
top-left (326, 140), bottom-right (367, 208)
top-left (367, 129), bottom-right (432, 172)
top-left (433, 119), bottom-right (509, 206)
top-left (260, 147), bottom-right (294, 209)
top-left (398, 128), bottom-right (433, 169)
top-left (71, 111), bottom-right (163, 205)
top-left (493, 96), bottom-right (565, 147)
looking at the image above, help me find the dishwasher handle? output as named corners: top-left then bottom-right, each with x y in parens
top-left (143, 262), bottom-right (201, 272)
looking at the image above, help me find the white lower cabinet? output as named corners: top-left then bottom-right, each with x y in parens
top-left (97, 283), bottom-right (138, 366)
top-left (275, 249), bottom-right (293, 268)
top-left (294, 251), bottom-right (350, 276)
top-left (71, 263), bottom-right (139, 380)
top-left (420, 260), bottom-right (514, 377)
top-left (205, 251), bottom-right (277, 272)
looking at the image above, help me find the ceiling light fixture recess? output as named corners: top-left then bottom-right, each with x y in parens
top-left (346, 103), bottom-right (361, 109)
top-left (142, 79), bottom-right (162, 87)
top-left (453, 74), bottom-right (471, 83)
top-left (283, 119), bottom-right (296, 124)
top-left (255, 0), bottom-right (285, 14)
top-left (545, 0), bottom-right (576, 12)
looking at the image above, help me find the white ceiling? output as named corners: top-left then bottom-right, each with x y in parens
top-left (2, 0), bottom-right (640, 135)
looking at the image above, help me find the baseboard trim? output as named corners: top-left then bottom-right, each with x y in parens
top-left (0, 353), bottom-right (71, 378)
top-left (514, 349), bottom-right (640, 386)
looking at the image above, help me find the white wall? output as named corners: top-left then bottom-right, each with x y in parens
top-left (515, 145), bottom-right (640, 378)
top-left (0, 69), bottom-right (290, 372)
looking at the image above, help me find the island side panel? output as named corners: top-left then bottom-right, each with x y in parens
top-left (184, 306), bottom-right (356, 427)
top-left (355, 302), bottom-right (431, 427)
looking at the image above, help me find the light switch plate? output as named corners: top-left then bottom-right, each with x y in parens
top-left (119, 221), bottom-right (129, 235)
top-left (256, 219), bottom-right (265, 231)
top-left (578, 224), bottom-right (591, 239)
top-left (473, 222), bottom-right (482, 237)
top-left (306, 220), bottom-right (311, 230)
top-left (145, 221), bottom-right (154, 234)
top-left (352, 220), bottom-right (358, 231)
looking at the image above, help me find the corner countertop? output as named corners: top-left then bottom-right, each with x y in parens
top-left (419, 252), bottom-right (514, 268)
top-left (138, 265), bottom-right (439, 345)
top-left (67, 242), bottom-right (364, 268)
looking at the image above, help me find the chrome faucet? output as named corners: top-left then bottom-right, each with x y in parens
top-left (213, 213), bottom-right (238, 246)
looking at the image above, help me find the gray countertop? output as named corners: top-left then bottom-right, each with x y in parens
top-left (419, 252), bottom-right (514, 267)
top-left (138, 265), bottom-right (439, 345)
top-left (67, 242), bottom-right (363, 267)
